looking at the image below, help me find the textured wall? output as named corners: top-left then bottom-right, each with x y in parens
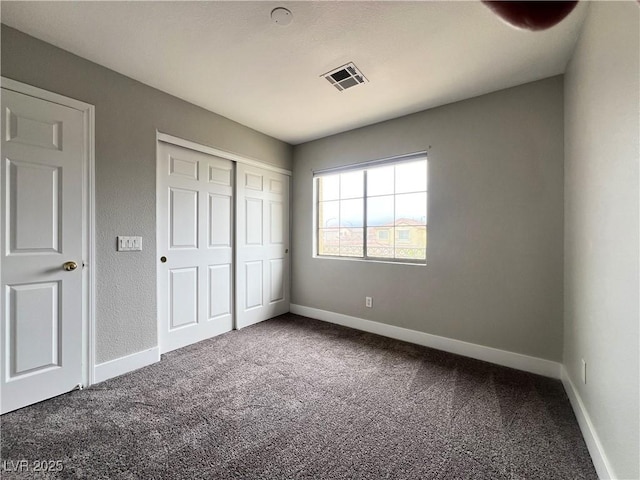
top-left (564, 2), bottom-right (639, 478)
top-left (292, 77), bottom-right (564, 361)
top-left (1, 25), bottom-right (293, 364)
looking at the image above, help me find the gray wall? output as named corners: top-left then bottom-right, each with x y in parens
top-left (1, 25), bottom-right (293, 364)
top-left (292, 77), bottom-right (564, 361)
top-left (564, 2), bottom-right (639, 478)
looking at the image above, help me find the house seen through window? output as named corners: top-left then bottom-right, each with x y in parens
top-left (315, 153), bottom-right (427, 263)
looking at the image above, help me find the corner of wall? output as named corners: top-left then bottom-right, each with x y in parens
top-left (562, 2), bottom-right (640, 478)
top-left (561, 367), bottom-right (616, 479)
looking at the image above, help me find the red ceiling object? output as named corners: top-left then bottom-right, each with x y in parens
top-left (482, 1), bottom-right (579, 31)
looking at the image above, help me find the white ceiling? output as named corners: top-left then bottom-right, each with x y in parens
top-left (1, 1), bottom-right (587, 145)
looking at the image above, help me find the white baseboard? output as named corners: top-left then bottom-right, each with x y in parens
top-left (93, 346), bottom-right (160, 384)
top-left (561, 367), bottom-right (616, 480)
top-left (289, 304), bottom-right (562, 379)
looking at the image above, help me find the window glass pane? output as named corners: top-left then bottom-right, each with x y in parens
top-left (340, 171), bottom-right (364, 199)
top-left (367, 195), bottom-right (394, 226)
top-left (318, 200), bottom-right (339, 228)
top-left (395, 160), bottom-right (427, 193)
top-left (395, 192), bottom-right (427, 225)
top-left (340, 228), bottom-right (363, 257)
top-left (340, 199), bottom-right (363, 227)
top-left (367, 227), bottom-right (394, 258)
top-left (367, 165), bottom-right (394, 197)
top-left (396, 248), bottom-right (426, 260)
top-left (397, 229), bottom-right (411, 241)
top-left (316, 156), bottom-right (427, 263)
top-left (395, 226), bottom-right (426, 260)
top-left (318, 174), bottom-right (339, 201)
top-left (318, 228), bottom-right (340, 256)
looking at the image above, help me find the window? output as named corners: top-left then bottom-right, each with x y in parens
top-left (315, 153), bottom-right (427, 263)
top-left (397, 229), bottom-right (410, 241)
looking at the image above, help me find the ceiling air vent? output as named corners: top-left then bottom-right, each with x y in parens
top-left (322, 62), bottom-right (368, 92)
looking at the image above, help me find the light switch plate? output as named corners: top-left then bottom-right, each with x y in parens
top-left (117, 236), bottom-right (142, 252)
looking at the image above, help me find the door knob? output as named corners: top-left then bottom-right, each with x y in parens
top-left (63, 261), bottom-right (78, 271)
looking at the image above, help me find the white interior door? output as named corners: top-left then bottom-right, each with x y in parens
top-left (157, 142), bottom-right (234, 353)
top-left (1, 88), bottom-right (85, 414)
top-left (236, 163), bottom-right (290, 329)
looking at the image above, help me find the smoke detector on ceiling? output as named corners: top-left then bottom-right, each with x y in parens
top-left (322, 62), bottom-right (368, 92)
top-left (271, 7), bottom-right (292, 26)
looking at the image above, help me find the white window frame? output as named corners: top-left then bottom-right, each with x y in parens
top-left (313, 152), bottom-right (428, 265)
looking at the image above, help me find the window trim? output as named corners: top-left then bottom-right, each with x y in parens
top-left (313, 151), bottom-right (427, 176)
top-left (313, 152), bottom-right (428, 265)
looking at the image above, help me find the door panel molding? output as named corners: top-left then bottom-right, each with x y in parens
top-left (1, 77), bottom-right (95, 412)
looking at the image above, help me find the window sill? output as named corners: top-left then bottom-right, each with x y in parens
top-left (312, 254), bottom-right (426, 267)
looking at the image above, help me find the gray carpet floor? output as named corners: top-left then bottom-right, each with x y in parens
top-left (1, 313), bottom-right (596, 479)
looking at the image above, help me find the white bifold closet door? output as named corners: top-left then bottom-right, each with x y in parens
top-left (236, 163), bottom-right (290, 329)
top-left (157, 142), bottom-right (234, 353)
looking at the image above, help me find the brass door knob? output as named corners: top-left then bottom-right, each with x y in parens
top-left (63, 261), bottom-right (78, 271)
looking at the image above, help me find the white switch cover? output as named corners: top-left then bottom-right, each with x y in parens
top-left (118, 236), bottom-right (142, 252)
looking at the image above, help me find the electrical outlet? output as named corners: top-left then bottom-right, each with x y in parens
top-left (581, 359), bottom-right (587, 384)
top-left (365, 296), bottom-right (373, 308)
